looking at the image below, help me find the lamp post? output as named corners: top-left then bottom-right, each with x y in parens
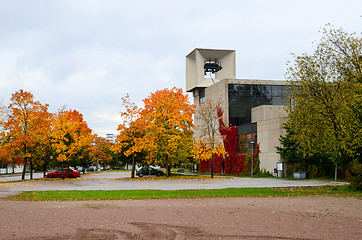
top-left (250, 140), bottom-right (255, 177)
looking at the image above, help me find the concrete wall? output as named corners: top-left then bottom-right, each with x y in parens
top-left (192, 79), bottom-right (228, 141)
top-left (252, 105), bottom-right (288, 123)
top-left (251, 105), bottom-right (287, 176)
top-left (205, 79), bottom-right (229, 124)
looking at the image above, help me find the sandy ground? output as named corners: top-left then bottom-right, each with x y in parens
top-left (0, 196), bottom-right (361, 240)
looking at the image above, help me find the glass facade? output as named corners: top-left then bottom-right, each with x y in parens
top-left (228, 84), bottom-right (290, 127)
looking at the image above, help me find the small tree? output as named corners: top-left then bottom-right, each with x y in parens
top-left (113, 94), bottom-right (145, 178)
top-left (92, 136), bottom-right (113, 169)
top-left (195, 99), bottom-right (226, 178)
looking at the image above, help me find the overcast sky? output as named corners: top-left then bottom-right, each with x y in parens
top-left (0, 0), bottom-right (361, 136)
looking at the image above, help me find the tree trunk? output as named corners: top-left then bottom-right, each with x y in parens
top-left (22, 142), bottom-right (27, 180)
top-left (211, 140), bottom-right (214, 178)
top-left (131, 156), bottom-right (135, 178)
top-left (166, 155), bottom-right (170, 177)
top-left (61, 162), bottom-right (64, 179)
top-left (21, 158), bottom-right (27, 180)
top-left (43, 163), bottom-right (47, 178)
top-left (211, 155), bottom-right (214, 178)
top-left (30, 158), bottom-right (33, 180)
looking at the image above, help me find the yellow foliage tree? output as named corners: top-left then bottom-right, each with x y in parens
top-left (51, 108), bottom-right (94, 178)
top-left (140, 88), bottom-right (195, 177)
top-left (92, 136), bottom-right (113, 168)
top-left (195, 99), bottom-right (226, 178)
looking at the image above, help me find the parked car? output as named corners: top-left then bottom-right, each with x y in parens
top-left (86, 166), bottom-right (97, 172)
top-left (136, 167), bottom-right (164, 177)
top-left (46, 168), bottom-right (81, 178)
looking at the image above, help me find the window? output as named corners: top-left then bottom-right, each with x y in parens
top-left (228, 83), bottom-right (289, 127)
top-left (199, 88), bottom-right (205, 104)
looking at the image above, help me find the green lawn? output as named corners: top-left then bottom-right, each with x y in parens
top-left (5, 185), bottom-right (361, 201)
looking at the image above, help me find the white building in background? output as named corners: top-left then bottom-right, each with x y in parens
top-left (106, 133), bottom-right (117, 144)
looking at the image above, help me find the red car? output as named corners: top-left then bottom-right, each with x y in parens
top-left (46, 168), bottom-right (81, 178)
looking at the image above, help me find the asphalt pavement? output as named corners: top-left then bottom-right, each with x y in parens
top-left (0, 171), bottom-right (345, 198)
top-left (0, 172), bottom-right (45, 182)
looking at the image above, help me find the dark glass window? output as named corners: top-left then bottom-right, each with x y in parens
top-left (272, 97), bottom-right (283, 105)
top-left (199, 88), bottom-right (205, 104)
top-left (228, 84), bottom-right (289, 127)
top-left (272, 85), bottom-right (283, 96)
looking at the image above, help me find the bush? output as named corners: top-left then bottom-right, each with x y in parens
top-left (257, 169), bottom-right (273, 177)
top-left (347, 160), bottom-right (362, 190)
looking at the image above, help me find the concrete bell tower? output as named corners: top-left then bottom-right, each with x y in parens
top-left (186, 48), bottom-right (236, 93)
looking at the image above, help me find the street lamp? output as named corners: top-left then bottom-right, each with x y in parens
top-left (250, 140), bottom-right (255, 177)
top-left (247, 139), bottom-right (255, 177)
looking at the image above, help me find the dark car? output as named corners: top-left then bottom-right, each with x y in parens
top-left (86, 166), bottom-right (97, 172)
top-left (136, 167), bottom-right (164, 177)
top-left (46, 168), bottom-right (81, 178)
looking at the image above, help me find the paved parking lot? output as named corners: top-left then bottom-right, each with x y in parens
top-left (0, 172), bottom-right (45, 182)
top-left (0, 171), bottom-right (344, 198)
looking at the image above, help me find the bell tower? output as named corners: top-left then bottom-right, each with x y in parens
top-left (186, 48), bottom-right (236, 92)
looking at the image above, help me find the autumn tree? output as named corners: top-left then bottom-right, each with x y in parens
top-left (0, 90), bottom-right (50, 180)
top-left (51, 108), bottom-right (94, 178)
top-left (283, 26), bottom-right (361, 187)
top-left (30, 110), bottom-right (53, 177)
top-left (140, 88), bottom-right (195, 177)
top-left (195, 99), bottom-right (226, 178)
top-left (113, 94), bottom-right (145, 178)
top-left (92, 136), bottom-right (113, 169)
top-left (0, 137), bottom-right (23, 174)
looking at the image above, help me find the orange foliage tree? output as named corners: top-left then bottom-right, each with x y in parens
top-left (0, 140), bottom-right (23, 174)
top-left (0, 90), bottom-right (51, 180)
top-left (51, 108), bottom-right (94, 178)
top-left (140, 87), bottom-right (195, 177)
top-left (92, 136), bottom-right (113, 168)
top-left (113, 94), bottom-right (145, 178)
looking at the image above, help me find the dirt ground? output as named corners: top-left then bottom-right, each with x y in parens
top-left (0, 196), bottom-right (361, 240)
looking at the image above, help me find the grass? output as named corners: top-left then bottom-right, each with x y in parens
top-left (5, 185), bottom-right (361, 201)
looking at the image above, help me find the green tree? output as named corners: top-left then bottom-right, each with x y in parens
top-left (277, 125), bottom-right (335, 178)
top-left (284, 26), bottom-right (361, 186)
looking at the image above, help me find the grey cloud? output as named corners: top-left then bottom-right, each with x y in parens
top-left (0, 0), bottom-right (361, 136)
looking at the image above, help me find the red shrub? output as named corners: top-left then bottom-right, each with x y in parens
top-left (199, 107), bottom-right (248, 175)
